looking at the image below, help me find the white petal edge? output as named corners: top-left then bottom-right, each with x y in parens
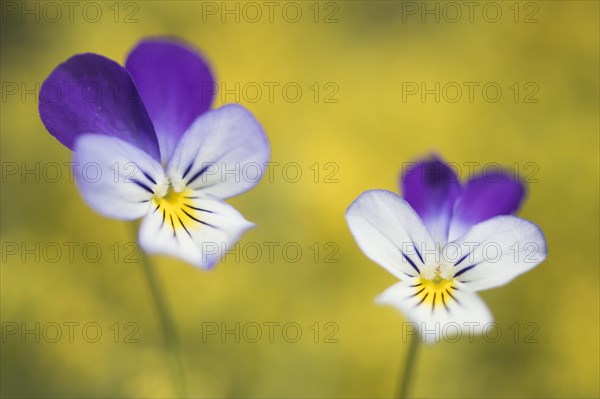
top-left (345, 190), bottom-right (437, 280)
top-left (376, 279), bottom-right (493, 344)
top-left (138, 195), bottom-right (254, 269)
top-left (167, 104), bottom-right (270, 199)
top-left (446, 215), bottom-right (547, 291)
top-left (73, 134), bottom-right (165, 220)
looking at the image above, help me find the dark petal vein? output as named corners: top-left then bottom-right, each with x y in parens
top-left (132, 179), bottom-right (154, 194)
top-left (454, 264), bottom-right (478, 278)
top-left (401, 251), bottom-right (420, 274)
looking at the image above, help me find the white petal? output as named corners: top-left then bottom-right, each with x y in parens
top-left (345, 190), bottom-right (437, 279)
top-left (73, 134), bottom-right (165, 220)
top-left (376, 279), bottom-right (493, 343)
top-left (138, 195), bottom-right (254, 269)
top-left (446, 215), bottom-right (547, 291)
top-left (166, 104), bottom-right (270, 199)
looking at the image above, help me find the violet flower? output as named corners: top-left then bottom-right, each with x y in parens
top-left (39, 38), bottom-right (269, 269)
top-left (345, 156), bottom-right (547, 342)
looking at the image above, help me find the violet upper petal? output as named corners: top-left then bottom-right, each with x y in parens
top-left (401, 156), bottom-right (462, 244)
top-left (125, 38), bottom-right (216, 164)
top-left (39, 53), bottom-right (160, 160)
top-left (448, 170), bottom-right (526, 241)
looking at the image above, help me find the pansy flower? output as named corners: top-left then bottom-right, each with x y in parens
top-left (345, 156), bottom-right (547, 342)
top-left (39, 38), bottom-right (270, 269)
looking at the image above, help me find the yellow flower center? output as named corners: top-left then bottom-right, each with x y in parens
top-left (152, 186), bottom-right (206, 235)
top-left (412, 265), bottom-right (458, 311)
top-left (161, 185), bottom-right (187, 206)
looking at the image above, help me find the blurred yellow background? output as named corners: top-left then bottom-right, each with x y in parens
top-left (1, 1), bottom-right (598, 398)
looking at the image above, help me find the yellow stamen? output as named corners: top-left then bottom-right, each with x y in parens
top-left (153, 188), bottom-right (205, 235)
top-left (413, 274), bottom-right (457, 311)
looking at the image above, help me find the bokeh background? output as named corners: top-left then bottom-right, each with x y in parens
top-left (1, 1), bottom-right (598, 398)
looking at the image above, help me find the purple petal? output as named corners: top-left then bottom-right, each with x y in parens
top-left (125, 38), bottom-right (216, 163)
top-left (401, 156), bottom-right (462, 244)
top-left (39, 53), bottom-right (160, 160)
top-left (448, 170), bottom-right (526, 241)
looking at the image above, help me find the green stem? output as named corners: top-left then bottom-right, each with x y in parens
top-left (135, 224), bottom-right (187, 398)
top-left (397, 333), bottom-right (420, 399)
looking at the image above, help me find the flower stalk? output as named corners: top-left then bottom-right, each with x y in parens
top-left (397, 334), bottom-right (420, 399)
top-left (135, 222), bottom-right (187, 398)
